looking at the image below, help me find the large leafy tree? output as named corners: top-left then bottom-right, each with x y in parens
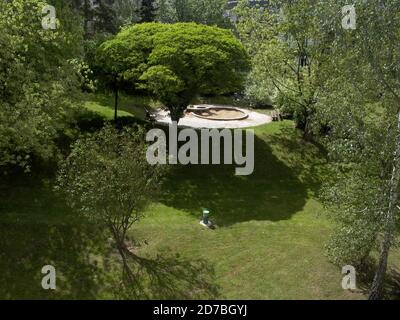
top-left (55, 125), bottom-right (166, 288)
top-left (0, 0), bottom-right (82, 172)
top-left (235, 0), bottom-right (331, 136)
top-left (96, 22), bottom-right (249, 121)
top-left (315, 0), bottom-right (400, 299)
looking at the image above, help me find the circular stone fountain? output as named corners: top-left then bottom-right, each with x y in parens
top-left (187, 105), bottom-right (249, 121)
top-left (153, 104), bottom-right (272, 129)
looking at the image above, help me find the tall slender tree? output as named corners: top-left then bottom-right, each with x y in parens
top-left (140, 0), bottom-right (156, 22)
top-left (315, 0), bottom-right (400, 299)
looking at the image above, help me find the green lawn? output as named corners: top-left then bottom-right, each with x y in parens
top-left (82, 93), bottom-right (161, 121)
top-left (130, 121), bottom-right (365, 299)
top-left (1, 102), bottom-right (399, 299)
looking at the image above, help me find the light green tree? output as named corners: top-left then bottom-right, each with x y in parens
top-left (235, 0), bottom-right (332, 135)
top-left (315, 0), bottom-right (400, 299)
top-left (0, 0), bottom-right (82, 172)
top-left (96, 22), bottom-right (249, 121)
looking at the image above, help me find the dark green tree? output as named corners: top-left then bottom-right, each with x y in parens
top-left (94, 0), bottom-right (118, 35)
top-left (140, 0), bottom-right (156, 22)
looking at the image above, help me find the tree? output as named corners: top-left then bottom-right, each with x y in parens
top-left (314, 0), bottom-right (400, 299)
top-left (94, 0), bottom-right (118, 35)
top-left (140, 0), bottom-right (156, 22)
top-left (96, 22), bottom-right (249, 122)
top-left (0, 0), bottom-right (82, 172)
top-left (113, 0), bottom-right (141, 27)
top-left (235, 0), bottom-right (332, 136)
top-left (55, 125), bottom-right (167, 286)
top-left (155, 0), bottom-right (231, 27)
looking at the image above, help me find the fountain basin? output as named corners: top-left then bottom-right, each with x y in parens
top-left (187, 105), bottom-right (249, 121)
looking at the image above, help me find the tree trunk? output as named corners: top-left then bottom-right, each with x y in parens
top-left (83, 0), bottom-right (90, 39)
top-left (108, 224), bottom-right (136, 284)
top-left (169, 106), bottom-right (183, 124)
top-left (114, 85), bottom-right (119, 123)
top-left (369, 111), bottom-right (400, 300)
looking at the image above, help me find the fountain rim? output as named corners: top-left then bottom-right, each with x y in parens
top-left (187, 104), bottom-right (249, 121)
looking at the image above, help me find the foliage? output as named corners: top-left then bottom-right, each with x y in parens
top-left (113, 0), bottom-right (141, 27)
top-left (313, 0), bottom-right (400, 299)
top-left (0, 0), bottom-right (82, 172)
top-left (155, 0), bottom-right (231, 28)
top-left (140, 0), bottom-right (157, 22)
top-left (96, 22), bottom-right (250, 121)
top-left (70, 58), bottom-right (97, 92)
top-left (235, 0), bottom-right (331, 134)
top-left (55, 125), bottom-right (167, 285)
top-left (244, 76), bottom-right (273, 108)
top-left (93, 0), bottom-right (119, 35)
top-left (55, 125), bottom-right (164, 226)
top-left (68, 0), bottom-right (118, 38)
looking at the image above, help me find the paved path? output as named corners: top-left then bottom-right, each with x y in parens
top-left (154, 105), bottom-right (272, 129)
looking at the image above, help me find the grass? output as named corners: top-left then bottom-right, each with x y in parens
top-left (129, 121), bottom-right (365, 299)
top-left (1, 98), bottom-right (399, 299)
top-left (82, 93), bottom-right (161, 121)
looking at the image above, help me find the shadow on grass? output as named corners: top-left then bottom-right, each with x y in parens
top-left (112, 250), bottom-right (220, 300)
top-left (0, 176), bottom-right (108, 299)
top-left (266, 126), bottom-right (328, 195)
top-left (0, 177), bottom-right (219, 300)
top-left (160, 132), bottom-right (311, 226)
top-left (0, 222), bottom-right (108, 300)
top-left (384, 268), bottom-right (400, 299)
top-left (353, 258), bottom-right (400, 300)
top-left (82, 92), bottom-right (154, 121)
top-left (73, 107), bottom-right (148, 132)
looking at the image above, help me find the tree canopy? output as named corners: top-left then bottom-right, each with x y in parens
top-left (0, 0), bottom-right (81, 172)
top-left (155, 0), bottom-right (231, 27)
top-left (313, 0), bottom-right (400, 299)
top-left (96, 22), bottom-right (250, 121)
top-left (55, 125), bottom-right (167, 290)
top-left (235, 0), bottom-right (331, 135)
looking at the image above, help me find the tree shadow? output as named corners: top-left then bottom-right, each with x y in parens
top-left (160, 132), bottom-right (310, 226)
top-left (0, 222), bottom-right (109, 300)
top-left (112, 250), bottom-right (220, 300)
top-left (0, 175), bottom-right (219, 300)
top-left (0, 177), bottom-right (108, 300)
top-left (352, 258), bottom-right (400, 299)
top-left (266, 126), bottom-right (328, 195)
top-left (384, 268), bottom-right (400, 299)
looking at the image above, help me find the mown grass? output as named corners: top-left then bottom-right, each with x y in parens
top-left (129, 121), bottom-right (366, 299)
top-left (82, 93), bottom-right (161, 121)
top-left (1, 98), bottom-right (399, 299)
